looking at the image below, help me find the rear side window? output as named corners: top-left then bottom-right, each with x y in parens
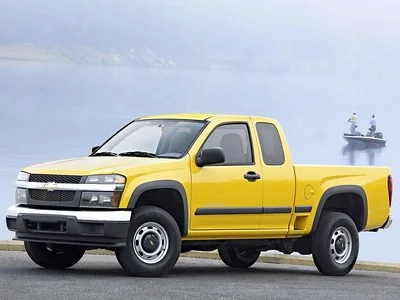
top-left (256, 123), bottom-right (285, 165)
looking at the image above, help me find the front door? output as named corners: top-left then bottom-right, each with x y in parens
top-left (190, 120), bottom-right (263, 230)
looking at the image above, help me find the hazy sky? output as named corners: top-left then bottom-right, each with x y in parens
top-left (2, 0), bottom-right (400, 43)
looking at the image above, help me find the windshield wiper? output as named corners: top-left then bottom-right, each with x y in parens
top-left (118, 151), bottom-right (157, 158)
top-left (92, 151), bottom-right (118, 156)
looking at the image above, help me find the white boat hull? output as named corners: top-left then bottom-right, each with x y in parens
top-left (343, 135), bottom-right (386, 146)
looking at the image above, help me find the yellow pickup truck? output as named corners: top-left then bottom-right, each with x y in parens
top-left (6, 113), bottom-right (393, 277)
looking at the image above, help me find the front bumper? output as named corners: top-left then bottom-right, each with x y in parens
top-left (6, 205), bottom-right (132, 248)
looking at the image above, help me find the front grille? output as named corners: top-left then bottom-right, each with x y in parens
top-left (29, 174), bottom-right (83, 184)
top-left (29, 189), bottom-right (76, 202)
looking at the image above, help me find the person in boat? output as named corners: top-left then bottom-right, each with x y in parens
top-left (369, 114), bottom-right (376, 134)
top-left (348, 112), bottom-right (358, 135)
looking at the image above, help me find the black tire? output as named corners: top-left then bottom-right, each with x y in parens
top-left (218, 247), bottom-right (260, 268)
top-left (115, 206), bottom-right (181, 277)
top-left (312, 211), bottom-right (359, 276)
top-left (24, 241), bottom-right (85, 269)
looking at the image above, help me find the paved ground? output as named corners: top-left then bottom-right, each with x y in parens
top-left (0, 251), bottom-right (399, 300)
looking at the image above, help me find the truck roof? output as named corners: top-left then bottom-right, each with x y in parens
top-left (137, 113), bottom-right (275, 122)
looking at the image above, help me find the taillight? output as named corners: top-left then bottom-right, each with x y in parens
top-left (388, 175), bottom-right (393, 207)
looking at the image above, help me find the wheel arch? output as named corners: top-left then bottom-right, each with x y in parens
top-left (311, 185), bottom-right (368, 233)
top-left (127, 180), bottom-right (189, 237)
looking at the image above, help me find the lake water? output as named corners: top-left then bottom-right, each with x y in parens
top-left (0, 61), bottom-right (398, 263)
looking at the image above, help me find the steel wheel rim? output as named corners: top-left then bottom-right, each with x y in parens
top-left (133, 222), bottom-right (169, 264)
top-left (330, 226), bottom-right (352, 264)
top-left (45, 243), bottom-right (65, 254)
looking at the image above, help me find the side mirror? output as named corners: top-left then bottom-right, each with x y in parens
top-left (196, 147), bottom-right (225, 167)
top-left (92, 146), bottom-right (100, 153)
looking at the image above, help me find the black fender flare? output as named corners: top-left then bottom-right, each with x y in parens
top-left (311, 185), bottom-right (368, 233)
top-left (127, 180), bottom-right (189, 236)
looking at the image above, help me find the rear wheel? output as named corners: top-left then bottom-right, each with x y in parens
top-left (24, 241), bottom-right (85, 269)
top-left (312, 211), bottom-right (359, 276)
top-left (218, 247), bottom-right (260, 268)
top-left (115, 206), bottom-right (181, 277)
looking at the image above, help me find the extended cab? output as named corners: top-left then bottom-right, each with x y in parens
top-left (6, 114), bottom-right (393, 277)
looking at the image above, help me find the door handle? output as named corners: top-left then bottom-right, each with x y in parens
top-left (244, 171), bottom-right (261, 182)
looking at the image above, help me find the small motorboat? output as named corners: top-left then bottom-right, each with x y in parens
top-left (343, 132), bottom-right (386, 146)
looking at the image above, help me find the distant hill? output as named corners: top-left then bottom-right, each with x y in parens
top-left (1, 0), bottom-right (400, 75)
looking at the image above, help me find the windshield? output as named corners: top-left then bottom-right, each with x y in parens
top-left (93, 119), bottom-right (206, 158)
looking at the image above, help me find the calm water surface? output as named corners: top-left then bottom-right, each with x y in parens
top-left (0, 61), bottom-right (398, 263)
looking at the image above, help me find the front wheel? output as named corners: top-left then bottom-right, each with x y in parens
top-left (24, 241), bottom-right (85, 269)
top-left (312, 211), bottom-right (359, 276)
top-left (115, 206), bottom-right (181, 277)
top-left (218, 247), bottom-right (260, 268)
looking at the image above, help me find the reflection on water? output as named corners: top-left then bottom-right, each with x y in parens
top-left (342, 143), bottom-right (386, 166)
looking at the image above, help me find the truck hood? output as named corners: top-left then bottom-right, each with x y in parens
top-left (22, 156), bottom-right (182, 176)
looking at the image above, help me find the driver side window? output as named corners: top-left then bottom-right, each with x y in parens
top-left (202, 123), bottom-right (253, 165)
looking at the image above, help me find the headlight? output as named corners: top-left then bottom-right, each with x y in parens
top-left (80, 191), bottom-right (122, 208)
top-left (86, 174), bottom-right (126, 184)
top-left (15, 188), bottom-right (27, 204)
top-left (80, 174), bottom-right (126, 208)
top-left (17, 171), bottom-right (30, 181)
